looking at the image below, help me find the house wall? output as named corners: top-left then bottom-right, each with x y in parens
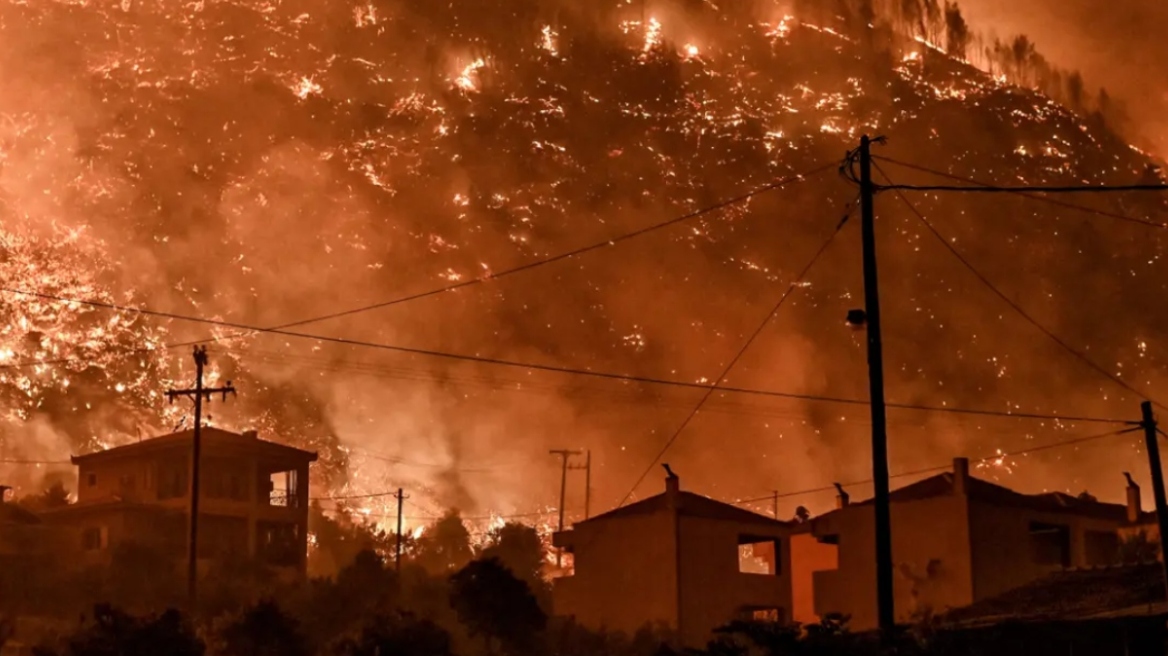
top-left (789, 531), bottom-right (838, 625)
top-left (60, 444), bottom-right (313, 576)
top-left (812, 495), bottom-right (974, 630)
top-left (677, 516), bottom-right (792, 647)
top-left (553, 512), bottom-right (678, 637)
top-left (968, 502), bottom-right (1126, 601)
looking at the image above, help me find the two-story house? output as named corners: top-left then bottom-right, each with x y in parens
top-left (552, 469), bottom-right (835, 647)
top-left (39, 427), bottom-right (317, 576)
top-left (810, 457), bottom-right (1131, 629)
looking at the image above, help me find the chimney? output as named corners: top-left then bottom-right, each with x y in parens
top-left (834, 482), bottom-right (850, 509)
top-left (953, 458), bottom-right (969, 496)
top-left (1125, 472), bottom-right (1142, 523)
top-left (663, 464), bottom-right (679, 507)
top-left (242, 429), bottom-right (258, 440)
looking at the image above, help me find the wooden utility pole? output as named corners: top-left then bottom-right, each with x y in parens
top-left (1140, 402), bottom-right (1168, 595)
top-left (549, 449), bottom-right (582, 567)
top-left (166, 346), bottom-right (236, 606)
top-left (856, 135), bottom-right (895, 637)
top-left (585, 451), bottom-right (592, 519)
top-left (568, 450), bottom-right (592, 519)
top-left (394, 488), bottom-right (408, 573)
top-left (772, 490), bottom-right (780, 520)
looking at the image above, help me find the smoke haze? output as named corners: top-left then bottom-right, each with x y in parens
top-left (0, 0), bottom-right (1164, 529)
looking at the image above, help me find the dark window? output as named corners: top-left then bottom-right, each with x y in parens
top-left (158, 457), bottom-right (188, 500)
top-left (205, 461), bottom-right (248, 501)
top-left (257, 521), bottom-right (300, 567)
top-left (82, 527), bottom-right (104, 551)
top-left (86, 473), bottom-right (97, 487)
top-left (1029, 521), bottom-right (1071, 566)
top-left (739, 535), bottom-right (781, 575)
top-left (200, 515), bottom-right (249, 557)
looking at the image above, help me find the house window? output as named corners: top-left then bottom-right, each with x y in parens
top-left (206, 462), bottom-right (248, 501)
top-left (738, 607), bottom-right (785, 623)
top-left (82, 527), bottom-right (106, 551)
top-left (257, 521), bottom-right (300, 567)
top-left (739, 536), bottom-right (780, 575)
top-left (269, 469), bottom-right (299, 508)
top-left (158, 457), bottom-right (189, 500)
top-left (1029, 521), bottom-right (1071, 567)
top-left (86, 473), bottom-right (97, 487)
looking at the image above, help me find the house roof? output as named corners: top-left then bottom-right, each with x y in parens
top-left (946, 564), bottom-right (1166, 625)
top-left (578, 490), bottom-right (790, 529)
top-left (836, 471), bottom-right (1128, 522)
top-left (71, 427), bottom-right (318, 465)
top-left (0, 503), bottom-right (42, 525)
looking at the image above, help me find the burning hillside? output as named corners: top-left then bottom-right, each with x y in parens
top-left (0, 0), bottom-right (1165, 526)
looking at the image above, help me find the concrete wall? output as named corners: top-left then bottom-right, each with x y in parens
top-left (678, 516), bottom-right (791, 647)
top-left (812, 495), bottom-right (973, 630)
top-left (969, 502), bottom-right (1126, 600)
top-left (789, 532), bottom-right (838, 625)
top-left (553, 512), bottom-right (678, 637)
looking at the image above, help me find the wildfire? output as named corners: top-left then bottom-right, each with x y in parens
top-left (0, 0), bottom-right (1159, 521)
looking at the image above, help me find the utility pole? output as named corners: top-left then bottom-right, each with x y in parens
top-left (1140, 402), bottom-right (1168, 596)
top-left (772, 490), bottom-right (780, 520)
top-left (166, 346), bottom-right (236, 606)
top-left (394, 488), bottom-right (408, 573)
top-left (567, 450), bottom-right (592, 520)
top-left (855, 135), bottom-right (896, 637)
top-left (550, 449), bottom-right (582, 567)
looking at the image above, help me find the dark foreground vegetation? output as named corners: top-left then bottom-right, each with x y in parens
top-left (3, 505), bottom-right (1165, 655)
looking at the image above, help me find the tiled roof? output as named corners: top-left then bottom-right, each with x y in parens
top-left (580, 490), bottom-right (789, 528)
top-left (946, 564), bottom-right (1166, 624)
top-left (844, 472), bottom-right (1128, 521)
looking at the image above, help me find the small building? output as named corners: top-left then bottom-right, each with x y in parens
top-left (552, 469), bottom-right (831, 647)
top-left (39, 427), bottom-right (317, 576)
top-left (941, 563), bottom-right (1168, 656)
top-left (810, 458), bottom-right (1131, 630)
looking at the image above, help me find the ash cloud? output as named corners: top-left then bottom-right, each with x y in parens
top-left (0, 0), bottom-right (1164, 523)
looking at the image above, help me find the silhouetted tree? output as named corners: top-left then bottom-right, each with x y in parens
top-left (479, 523), bottom-right (544, 584)
top-left (44, 604), bottom-right (203, 656)
top-left (449, 558), bottom-right (546, 655)
top-left (330, 614), bottom-right (451, 656)
top-left (943, 2), bottom-right (969, 60)
top-left (217, 599), bottom-right (308, 656)
top-left (18, 481), bottom-right (71, 513)
top-left (1118, 530), bottom-right (1160, 564)
top-left (414, 511), bottom-right (473, 574)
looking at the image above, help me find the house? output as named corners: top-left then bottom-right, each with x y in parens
top-left (809, 457), bottom-right (1132, 630)
top-left (939, 563), bottom-right (1168, 656)
top-left (39, 427), bottom-right (317, 576)
top-left (551, 469), bottom-right (835, 647)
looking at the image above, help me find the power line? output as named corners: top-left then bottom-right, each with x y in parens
top-left (732, 425), bottom-right (1142, 506)
top-left (874, 155), bottom-right (1167, 229)
top-left (872, 161), bottom-right (1168, 414)
top-left (0, 162), bottom-right (837, 375)
top-left (877, 182), bottom-right (1168, 195)
top-left (262, 163), bottom-right (840, 332)
top-left (0, 287), bottom-right (1133, 426)
top-left (616, 201), bottom-right (856, 506)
